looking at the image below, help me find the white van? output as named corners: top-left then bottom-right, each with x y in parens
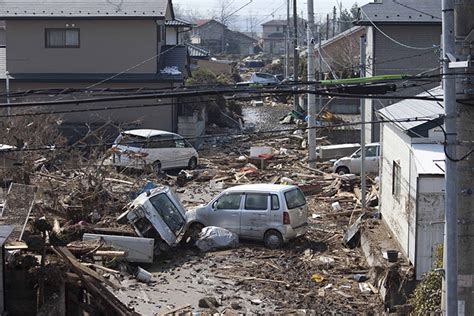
top-left (333, 143), bottom-right (380, 175)
top-left (109, 129), bottom-right (198, 174)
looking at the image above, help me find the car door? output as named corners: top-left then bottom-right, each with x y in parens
top-left (173, 136), bottom-right (192, 168)
top-left (114, 134), bottom-right (147, 167)
top-left (349, 148), bottom-right (362, 174)
top-left (240, 193), bottom-right (270, 239)
top-left (148, 135), bottom-right (175, 169)
top-left (365, 145), bottom-right (379, 173)
top-left (208, 193), bottom-right (242, 235)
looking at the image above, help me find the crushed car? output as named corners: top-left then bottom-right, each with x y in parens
top-left (117, 186), bottom-right (189, 255)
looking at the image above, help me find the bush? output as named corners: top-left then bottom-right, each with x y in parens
top-left (409, 245), bottom-right (443, 314)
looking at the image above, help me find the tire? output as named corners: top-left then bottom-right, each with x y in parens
top-left (336, 166), bottom-right (350, 175)
top-left (264, 230), bottom-right (283, 249)
top-left (188, 157), bottom-right (198, 170)
top-left (182, 222), bottom-right (204, 245)
top-left (152, 161), bottom-right (161, 175)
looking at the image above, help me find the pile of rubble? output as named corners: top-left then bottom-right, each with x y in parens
top-left (0, 118), bottom-right (391, 314)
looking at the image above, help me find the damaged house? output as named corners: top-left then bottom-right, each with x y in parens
top-left (377, 86), bottom-right (445, 280)
top-left (0, 0), bottom-right (193, 137)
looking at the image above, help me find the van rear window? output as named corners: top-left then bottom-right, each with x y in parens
top-left (284, 188), bottom-right (306, 209)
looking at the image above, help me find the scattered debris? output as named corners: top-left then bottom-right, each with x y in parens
top-left (195, 226), bottom-right (239, 252)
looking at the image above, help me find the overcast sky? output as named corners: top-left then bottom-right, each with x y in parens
top-left (173, 0), bottom-right (370, 31)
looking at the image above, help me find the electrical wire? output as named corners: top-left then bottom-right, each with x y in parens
top-left (391, 0), bottom-right (441, 20)
top-left (1, 116), bottom-right (443, 154)
top-left (359, 8), bottom-right (439, 50)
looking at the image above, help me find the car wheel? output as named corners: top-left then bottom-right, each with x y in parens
top-left (336, 166), bottom-right (350, 175)
top-left (183, 222), bottom-right (204, 245)
top-left (152, 161), bottom-right (161, 175)
top-left (264, 230), bottom-right (283, 249)
top-left (188, 157), bottom-right (198, 170)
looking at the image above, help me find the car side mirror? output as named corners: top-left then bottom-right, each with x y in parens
top-left (212, 201), bottom-right (218, 211)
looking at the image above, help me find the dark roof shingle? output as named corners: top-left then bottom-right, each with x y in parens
top-left (358, 0), bottom-right (442, 25)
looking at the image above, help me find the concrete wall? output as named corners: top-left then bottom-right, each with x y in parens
top-left (262, 39), bottom-right (286, 55)
top-left (379, 123), bottom-right (414, 259)
top-left (6, 19), bottom-right (160, 74)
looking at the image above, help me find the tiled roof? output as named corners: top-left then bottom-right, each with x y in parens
top-left (261, 19), bottom-right (286, 26)
top-left (166, 18), bottom-right (193, 27)
top-left (194, 19), bottom-right (211, 27)
top-left (184, 42), bottom-right (210, 58)
top-left (0, 0), bottom-right (170, 18)
top-left (357, 0), bottom-right (442, 25)
top-left (377, 86), bottom-right (444, 137)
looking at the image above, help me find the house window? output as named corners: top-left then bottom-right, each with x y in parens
top-left (276, 26), bottom-right (280, 32)
top-left (392, 161), bottom-right (401, 198)
top-left (45, 29), bottom-right (80, 48)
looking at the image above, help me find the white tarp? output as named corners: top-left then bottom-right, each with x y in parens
top-left (195, 226), bottom-right (239, 251)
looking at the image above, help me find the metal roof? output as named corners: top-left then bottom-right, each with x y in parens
top-left (225, 184), bottom-right (295, 194)
top-left (377, 86), bottom-right (444, 137)
top-left (357, 0), bottom-right (442, 25)
top-left (411, 144), bottom-right (445, 175)
top-left (320, 26), bottom-right (365, 49)
top-left (0, 0), bottom-right (170, 19)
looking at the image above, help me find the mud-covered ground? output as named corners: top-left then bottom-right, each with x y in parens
top-left (113, 104), bottom-right (384, 315)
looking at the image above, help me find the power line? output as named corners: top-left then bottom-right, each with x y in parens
top-left (1, 116), bottom-right (443, 154)
top-left (391, 0), bottom-right (441, 20)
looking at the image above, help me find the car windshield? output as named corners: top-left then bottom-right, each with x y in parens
top-left (284, 188), bottom-right (306, 209)
top-left (149, 193), bottom-right (185, 236)
top-left (116, 134), bottom-right (147, 148)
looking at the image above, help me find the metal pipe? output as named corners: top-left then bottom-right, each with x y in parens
top-left (285, 0), bottom-right (290, 78)
top-left (441, 0), bottom-right (458, 314)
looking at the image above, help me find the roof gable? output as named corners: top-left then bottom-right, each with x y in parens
top-left (357, 0), bottom-right (442, 25)
top-left (0, 0), bottom-right (170, 19)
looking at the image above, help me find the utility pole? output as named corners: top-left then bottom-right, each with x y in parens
top-left (285, 0), bottom-right (290, 78)
top-left (5, 71), bottom-right (10, 116)
top-left (441, 0), bottom-right (457, 314)
top-left (332, 6), bottom-right (336, 37)
top-left (453, 1), bottom-right (474, 314)
top-left (326, 13), bottom-right (330, 40)
top-left (293, 0), bottom-right (299, 111)
top-left (307, 0), bottom-right (316, 168)
top-left (359, 36), bottom-right (366, 210)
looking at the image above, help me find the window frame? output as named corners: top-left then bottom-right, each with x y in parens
top-left (244, 193), bottom-right (269, 211)
top-left (45, 28), bottom-right (80, 48)
top-left (271, 194), bottom-right (280, 211)
top-left (392, 160), bottom-right (401, 199)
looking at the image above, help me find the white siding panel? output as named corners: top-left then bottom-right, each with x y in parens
top-left (415, 178), bottom-right (445, 279)
top-left (380, 123), bottom-right (414, 258)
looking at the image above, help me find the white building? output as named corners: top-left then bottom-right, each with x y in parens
top-left (377, 86), bottom-right (445, 279)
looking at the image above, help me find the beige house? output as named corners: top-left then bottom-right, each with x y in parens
top-left (261, 18), bottom-right (306, 55)
top-left (0, 0), bottom-right (193, 134)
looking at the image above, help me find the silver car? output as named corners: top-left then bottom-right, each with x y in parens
top-left (186, 184), bottom-right (308, 248)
